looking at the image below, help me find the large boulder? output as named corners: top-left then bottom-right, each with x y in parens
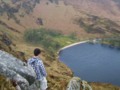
top-left (67, 77), bottom-right (81, 90)
top-left (67, 77), bottom-right (92, 90)
top-left (0, 50), bottom-right (36, 90)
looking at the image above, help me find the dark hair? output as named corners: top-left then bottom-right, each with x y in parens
top-left (34, 48), bottom-right (41, 56)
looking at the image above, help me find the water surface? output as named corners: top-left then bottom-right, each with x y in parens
top-left (59, 43), bottom-right (120, 86)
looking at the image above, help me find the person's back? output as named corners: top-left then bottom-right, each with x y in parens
top-left (28, 48), bottom-right (47, 90)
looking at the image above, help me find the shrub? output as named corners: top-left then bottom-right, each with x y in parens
top-left (24, 28), bottom-right (78, 57)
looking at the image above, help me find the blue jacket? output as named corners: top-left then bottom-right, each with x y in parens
top-left (28, 57), bottom-right (47, 80)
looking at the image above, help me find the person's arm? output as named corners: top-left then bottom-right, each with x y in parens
top-left (39, 61), bottom-right (47, 77)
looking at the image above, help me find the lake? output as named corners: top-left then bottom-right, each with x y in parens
top-left (59, 43), bottom-right (120, 86)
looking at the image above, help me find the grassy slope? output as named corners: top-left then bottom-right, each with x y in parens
top-left (1, 23), bottom-right (119, 90)
top-left (0, 27), bottom-right (73, 90)
top-left (64, 0), bottom-right (120, 22)
top-left (90, 83), bottom-right (120, 90)
top-left (0, 0), bottom-right (106, 39)
top-left (1, 0), bottom-right (120, 41)
top-left (15, 41), bottom-right (73, 90)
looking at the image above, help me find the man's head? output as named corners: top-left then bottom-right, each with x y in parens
top-left (34, 48), bottom-right (41, 56)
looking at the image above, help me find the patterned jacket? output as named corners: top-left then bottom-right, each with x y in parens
top-left (28, 57), bottom-right (47, 80)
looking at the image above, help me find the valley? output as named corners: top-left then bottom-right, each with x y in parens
top-left (0, 0), bottom-right (120, 90)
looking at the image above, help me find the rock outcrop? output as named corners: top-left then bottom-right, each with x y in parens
top-left (0, 50), bottom-right (36, 90)
top-left (82, 80), bottom-right (92, 90)
top-left (67, 77), bottom-right (81, 90)
top-left (67, 77), bottom-right (92, 90)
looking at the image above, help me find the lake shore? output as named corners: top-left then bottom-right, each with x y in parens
top-left (58, 40), bottom-right (89, 54)
top-left (59, 41), bottom-right (120, 87)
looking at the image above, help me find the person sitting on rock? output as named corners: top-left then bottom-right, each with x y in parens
top-left (28, 48), bottom-right (47, 90)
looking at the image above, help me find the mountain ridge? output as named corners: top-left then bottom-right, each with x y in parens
top-left (63, 0), bottom-right (120, 21)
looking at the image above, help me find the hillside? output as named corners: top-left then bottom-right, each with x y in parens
top-left (0, 29), bottom-right (73, 90)
top-left (0, 28), bottom-right (120, 90)
top-left (64, 0), bottom-right (120, 21)
top-left (0, 0), bottom-right (120, 38)
top-left (0, 0), bottom-right (120, 90)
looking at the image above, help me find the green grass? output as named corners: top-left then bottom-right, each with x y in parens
top-left (54, 36), bottom-right (77, 46)
top-left (24, 28), bottom-right (78, 58)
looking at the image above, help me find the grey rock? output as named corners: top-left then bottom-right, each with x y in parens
top-left (67, 77), bottom-right (92, 90)
top-left (29, 82), bottom-right (38, 90)
top-left (0, 50), bottom-right (36, 90)
top-left (82, 80), bottom-right (92, 90)
top-left (67, 77), bottom-right (81, 90)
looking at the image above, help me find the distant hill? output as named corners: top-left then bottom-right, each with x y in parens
top-left (63, 0), bottom-right (120, 21)
top-left (0, 0), bottom-right (120, 38)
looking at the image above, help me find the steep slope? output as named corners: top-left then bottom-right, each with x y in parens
top-left (0, 0), bottom-right (120, 38)
top-left (0, 29), bottom-right (73, 90)
top-left (63, 0), bottom-right (120, 21)
top-left (0, 29), bottom-right (120, 90)
top-left (0, 0), bottom-right (41, 32)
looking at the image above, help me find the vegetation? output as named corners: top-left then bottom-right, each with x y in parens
top-left (76, 15), bottom-right (120, 34)
top-left (24, 28), bottom-right (78, 58)
top-left (0, 0), bottom-right (40, 23)
top-left (0, 75), bottom-right (15, 90)
top-left (101, 37), bottom-right (120, 48)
